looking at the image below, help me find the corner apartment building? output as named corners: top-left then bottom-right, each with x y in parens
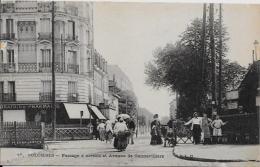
top-left (0, 1), bottom-right (107, 123)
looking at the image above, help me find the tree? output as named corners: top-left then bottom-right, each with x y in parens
top-left (145, 17), bottom-right (246, 119)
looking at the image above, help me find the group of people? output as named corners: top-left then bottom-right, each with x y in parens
top-left (185, 112), bottom-right (227, 144)
top-left (93, 116), bottom-right (136, 150)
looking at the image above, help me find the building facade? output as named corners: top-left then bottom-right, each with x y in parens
top-left (0, 1), bottom-right (101, 123)
top-left (107, 64), bottom-right (133, 92)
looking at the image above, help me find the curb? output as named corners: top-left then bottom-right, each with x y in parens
top-left (172, 146), bottom-right (260, 163)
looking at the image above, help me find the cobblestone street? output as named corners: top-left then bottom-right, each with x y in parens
top-left (1, 136), bottom-right (259, 166)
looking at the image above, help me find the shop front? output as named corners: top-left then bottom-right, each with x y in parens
top-left (0, 102), bottom-right (53, 123)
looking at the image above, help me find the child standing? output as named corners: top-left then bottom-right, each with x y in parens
top-left (211, 115), bottom-right (227, 144)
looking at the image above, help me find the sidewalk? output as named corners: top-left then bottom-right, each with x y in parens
top-left (0, 147), bottom-right (43, 164)
top-left (173, 144), bottom-right (260, 162)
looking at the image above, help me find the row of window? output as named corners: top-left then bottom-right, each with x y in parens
top-left (0, 49), bottom-right (77, 65)
top-left (0, 18), bottom-right (91, 44)
top-left (0, 81), bottom-right (77, 99)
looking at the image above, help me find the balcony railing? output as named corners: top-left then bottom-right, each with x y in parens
top-left (67, 64), bottom-right (79, 74)
top-left (1, 3), bottom-right (15, 13)
top-left (39, 62), bottom-right (65, 73)
top-left (39, 92), bottom-right (52, 102)
top-left (38, 32), bottom-right (51, 40)
top-left (0, 63), bottom-right (79, 74)
top-left (37, 2), bottom-right (52, 12)
top-left (18, 63), bottom-right (37, 73)
top-left (0, 63), bottom-right (16, 73)
top-left (0, 93), bottom-right (16, 102)
top-left (0, 33), bottom-right (16, 40)
top-left (67, 93), bottom-right (78, 102)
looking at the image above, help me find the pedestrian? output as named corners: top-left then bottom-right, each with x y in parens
top-left (211, 115), bottom-right (227, 144)
top-left (184, 112), bottom-right (202, 144)
top-left (97, 120), bottom-right (106, 141)
top-left (127, 117), bottom-right (136, 145)
top-left (150, 114), bottom-right (162, 145)
top-left (113, 117), bottom-right (129, 150)
top-left (201, 113), bottom-right (212, 145)
top-left (105, 119), bottom-right (113, 144)
top-left (93, 119), bottom-right (100, 140)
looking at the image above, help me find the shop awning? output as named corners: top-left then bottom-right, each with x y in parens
top-left (88, 105), bottom-right (106, 120)
top-left (64, 103), bottom-right (91, 119)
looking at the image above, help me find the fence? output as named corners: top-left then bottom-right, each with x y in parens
top-left (44, 124), bottom-right (93, 141)
top-left (0, 122), bottom-right (43, 148)
top-left (161, 122), bottom-right (193, 145)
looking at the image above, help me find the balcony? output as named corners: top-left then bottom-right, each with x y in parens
top-left (0, 63), bottom-right (16, 73)
top-left (39, 62), bottom-right (65, 73)
top-left (67, 64), bottom-right (79, 74)
top-left (0, 33), bottom-right (16, 41)
top-left (38, 32), bottom-right (51, 41)
top-left (1, 3), bottom-right (15, 13)
top-left (0, 93), bottom-right (16, 102)
top-left (39, 92), bottom-right (52, 102)
top-left (67, 93), bottom-right (78, 102)
top-left (18, 63), bottom-right (37, 73)
top-left (37, 2), bottom-right (52, 12)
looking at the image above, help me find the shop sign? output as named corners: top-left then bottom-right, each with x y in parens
top-left (0, 103), bottom-right (53, 110)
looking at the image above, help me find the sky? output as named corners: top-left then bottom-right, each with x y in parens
top-left (93, 2), bottom-right (260, 117)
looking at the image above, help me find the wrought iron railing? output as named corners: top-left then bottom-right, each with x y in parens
top-left (67, 64), bottom-right (79, 74)
top-left (0, 33), bottom-right (15, 40)
top-left (37, 2), bottom-right (52, 12)
top-left (0, 93), bottom-right (16, 102)
top-left (18, 63), bottom-right (37, 73)
top-left (1, 3), bottom-right (15, 13)
top-left (39, 92), bottom-right (52, 102)
top-left (0, 63), bottom-right (16, 73)
top-left (67, 93), bottom-right (78, 102)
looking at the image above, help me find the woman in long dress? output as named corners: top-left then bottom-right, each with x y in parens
top-left (150, 114), bottom-right (162, 145)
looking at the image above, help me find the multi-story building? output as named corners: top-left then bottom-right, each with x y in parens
top-left (108, 64), bottom-right (133, 92)
top-left (0, 1), bottom-right (107, 123)
top-left (93, 50), bottom-right (109, 106)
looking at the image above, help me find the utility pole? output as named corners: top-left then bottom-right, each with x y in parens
top-left (201, 3), bottom-right (207, 111)
top-left (209, 3), bottom-right (217, 114)
top-left (51, 1), bottom-right (56, 140)
top-left (201, 3), bottom-right (207, 82)
top-left (218, 4), bottom-right (223, 113)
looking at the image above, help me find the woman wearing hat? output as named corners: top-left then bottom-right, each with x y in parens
top-left (185, 112), bottom-right (202, 144)
top-left (150, 114), bottom-right (162, 145)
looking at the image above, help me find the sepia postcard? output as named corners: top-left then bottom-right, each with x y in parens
top-left (0, 0), bottom-right (260, 166)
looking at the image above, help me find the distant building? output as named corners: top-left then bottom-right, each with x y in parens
top-left (107, 65), bottom-right (133, 92)
top-left (93, 50), bottom-right (109, 106)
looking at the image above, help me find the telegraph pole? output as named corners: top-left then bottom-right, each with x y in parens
top-left (51, 1), bottom-right (56, 140)
top-left (201, 3), bottom-right (207, 111)
top-left (209, 4), bottom-right (217, 114)
top-left (218, 4), bottom-right (223, 113)
top-left (201, 3), bottom-right (207, 82)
